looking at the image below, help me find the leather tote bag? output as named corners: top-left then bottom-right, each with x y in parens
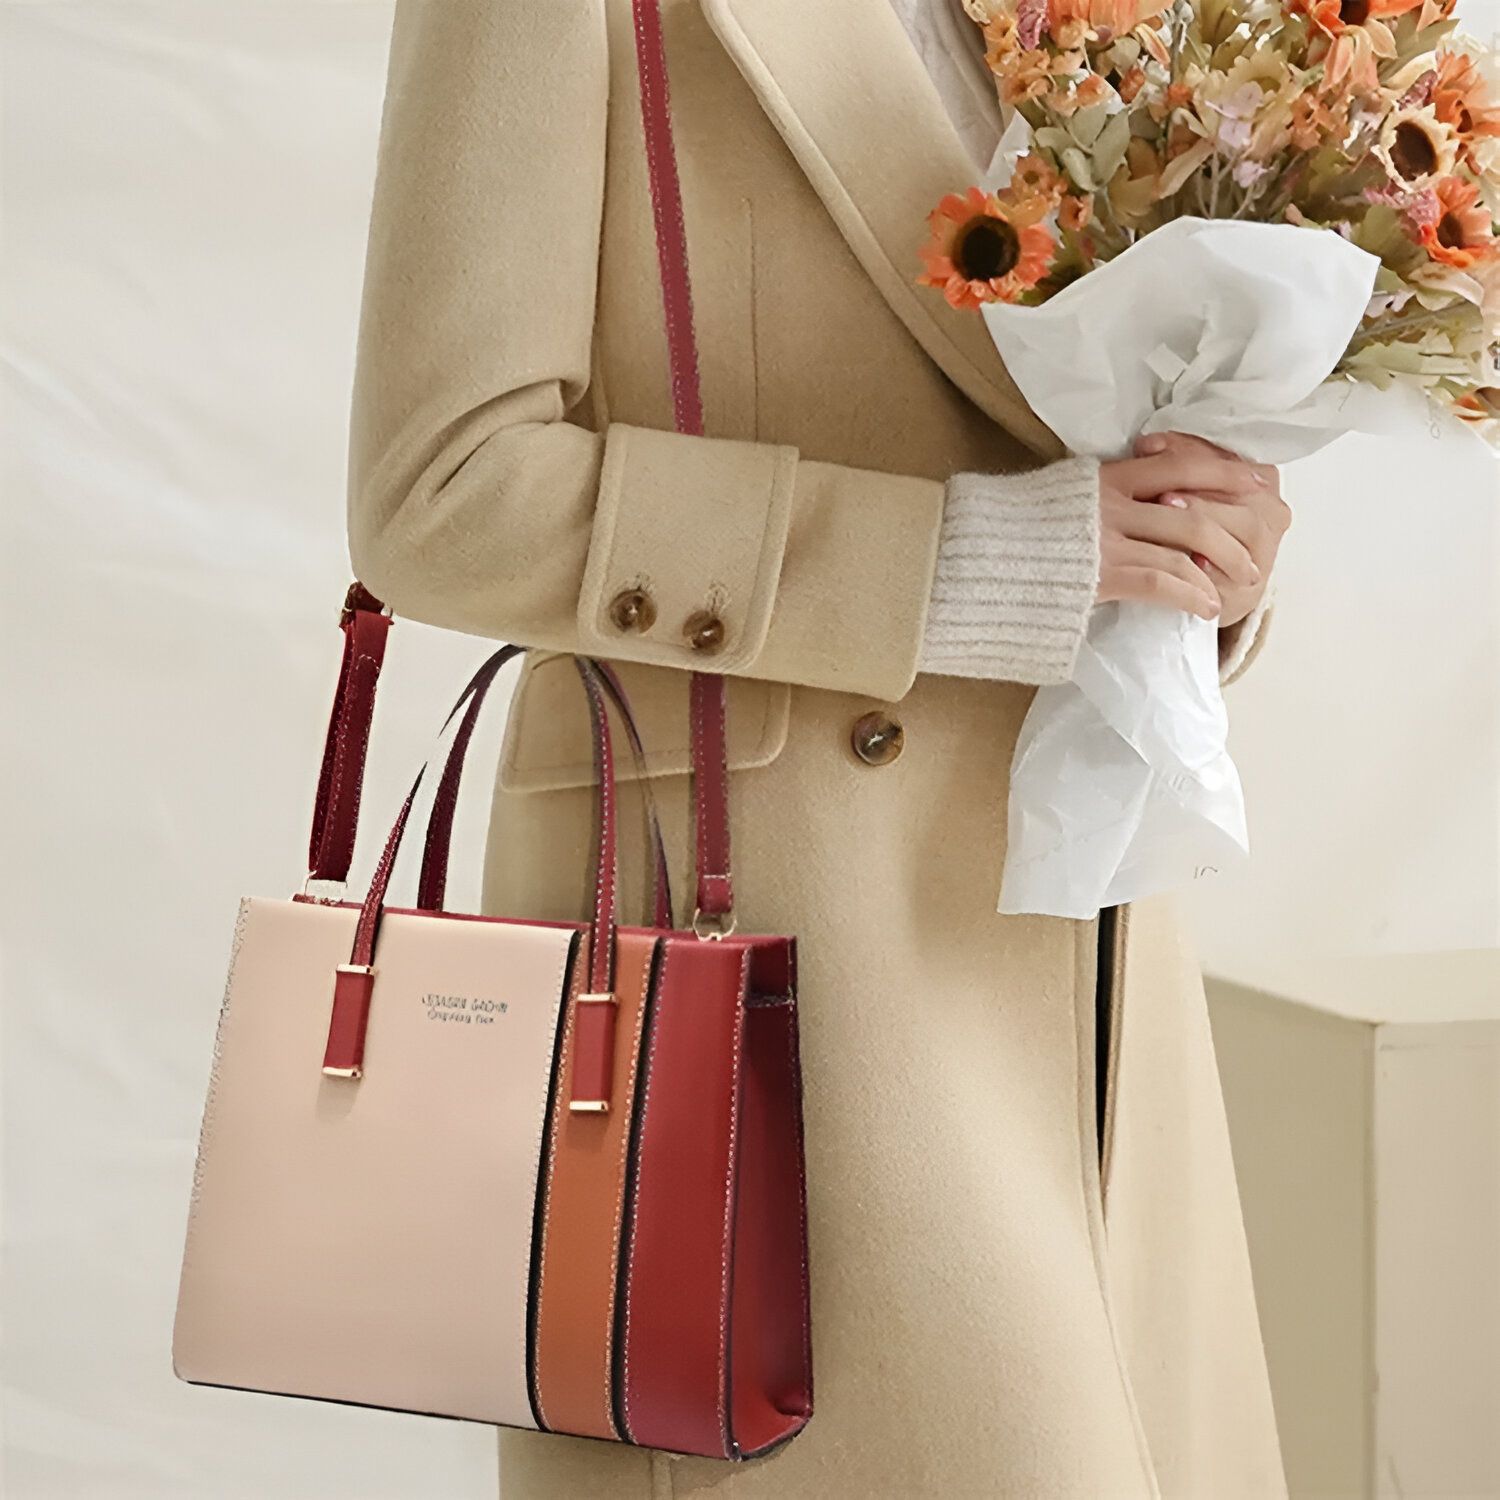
top-left (172, 0), bottom-right (813, 1461)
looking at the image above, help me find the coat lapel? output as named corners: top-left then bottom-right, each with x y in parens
top-left (699, 0), bottom-right (1063, 458)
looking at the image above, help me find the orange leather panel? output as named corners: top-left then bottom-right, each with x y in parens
top-left (530, 931), bottom-right (660, 1439)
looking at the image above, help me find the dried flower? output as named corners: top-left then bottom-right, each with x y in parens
top-left (1060, 193), bottom-right (1096, 229)
top-left (1119, 65), bottom-right (1147, 102)
top-left (1421, 175), bottom-right (1498, 266)
top-left (917, 187), bottom-right (1059, 308)
top-left (1378, 107), bottom-right (1460, 184)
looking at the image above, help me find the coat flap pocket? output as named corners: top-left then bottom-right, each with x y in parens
top-left (497, 653), bottom-right (791, 793)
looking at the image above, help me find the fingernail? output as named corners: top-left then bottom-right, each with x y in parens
top-left (1250, 563), bottom-right (1262, 582)
top-left (1162, 492), bottom-right (1189, 508)
top-left (1137, 434), bottom-right (1168, 455)
top-left (1253, 467), bottom-right (1272, 486)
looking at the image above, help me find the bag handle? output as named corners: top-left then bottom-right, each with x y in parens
top-left (322, 647), bottom-right (624, 1110)
top-left (415, 659), bottom-right (674, 928)
top-left (631, 0), bottom-right (734, 937)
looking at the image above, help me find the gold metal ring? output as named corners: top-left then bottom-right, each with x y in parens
top-left (691, 908), bottom-right (737, 941)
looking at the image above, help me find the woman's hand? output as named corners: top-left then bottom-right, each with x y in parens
top-left (1095, 431), bottom-right (1290, 627)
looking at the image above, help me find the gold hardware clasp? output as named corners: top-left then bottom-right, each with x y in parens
top-left (692, 908), bottom-right (737, 941)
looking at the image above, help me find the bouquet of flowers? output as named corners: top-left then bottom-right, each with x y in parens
top-left (916, 0), bottom-right (1500, 917)
top-left (925, 0), bottom-right (1500, 419)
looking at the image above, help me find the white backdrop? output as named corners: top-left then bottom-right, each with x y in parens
top-left (4, 3), bottom-right (1497, 1498)
top-left (5, 5), bottom-right (499, 1497)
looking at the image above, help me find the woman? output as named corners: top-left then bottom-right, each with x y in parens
top-left (347, 1), bottom-right (1290, 1494)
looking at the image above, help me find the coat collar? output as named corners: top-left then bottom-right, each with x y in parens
top-left (699, 0), bottom-right (1063, 458)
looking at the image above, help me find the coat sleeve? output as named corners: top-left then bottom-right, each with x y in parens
top-left (348, 0), bottom-right (970, 703)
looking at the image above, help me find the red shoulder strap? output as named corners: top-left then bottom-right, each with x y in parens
top-left (632, 0), bottom-right (734, 929)
top-left (311, 0), bottom-right (733, 922)
top-left (306, 582), bottom-right (392, 887)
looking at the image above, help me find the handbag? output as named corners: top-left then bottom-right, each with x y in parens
top-left (171, 0), bottom-right (813, 1461)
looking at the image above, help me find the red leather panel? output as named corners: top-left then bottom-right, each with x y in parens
top-left (616, 936), bottom-right (748, 1458)
top-left (728, 943), bottom-right (813, 1457)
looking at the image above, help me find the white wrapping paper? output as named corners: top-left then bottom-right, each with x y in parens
top-left (982, 217), bottom-right (1380, 917)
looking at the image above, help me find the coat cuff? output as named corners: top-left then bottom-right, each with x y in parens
top-left (576, 423), bottom-right (798, 674)
top-left (919, 456), bottom-right (1101, 687)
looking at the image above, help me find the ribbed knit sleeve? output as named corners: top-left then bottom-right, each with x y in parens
top-left (920, 457), bottom-right (1102, 686)
top-left (920, 458), bottom-right (1276, 689)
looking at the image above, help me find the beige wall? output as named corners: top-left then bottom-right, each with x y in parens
top-left (1209, 980), bottom-right (1500, 1500)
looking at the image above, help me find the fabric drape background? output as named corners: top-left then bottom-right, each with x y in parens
top-left (4, 2), bottom-right (1498, 1496)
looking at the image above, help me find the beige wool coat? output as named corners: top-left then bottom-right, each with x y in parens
top-left (347, 1), bottom-right (1287, 1495)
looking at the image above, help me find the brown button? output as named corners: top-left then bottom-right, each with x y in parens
top-left (608, 587), bottom-right (656, 633)
top-left (851, 711), bottom-right (904, 766)
top-left (683, 610), bottom-right (726, 655)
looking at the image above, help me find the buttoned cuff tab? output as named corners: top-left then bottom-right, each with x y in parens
top-left (578, 423), bottom-right (798, 674)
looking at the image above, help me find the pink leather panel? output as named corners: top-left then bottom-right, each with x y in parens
top-left (174, 897), bottom-right (575, 1427)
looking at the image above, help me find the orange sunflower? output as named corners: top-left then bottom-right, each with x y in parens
top-left (1420, 175), bottom-right (1499, 267)
top-left (1433, 49), bottom-right (1500, 164)
top-left (917, 186), bottom-right (1059, 310)
top-left (1295, 0), bottom-right (1424, 37)
top-left (1293, 0), bottom-right (1425, 90)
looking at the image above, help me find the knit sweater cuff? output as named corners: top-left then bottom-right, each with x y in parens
top-left (1219, 583), bottom-right (1275, 686)
top-left (920, 456), bottom-right (1102, 687)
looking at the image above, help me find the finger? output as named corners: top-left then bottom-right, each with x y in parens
top-left (1104, 565), bottom-right (1222, 621)
top-left (1123, 496), bottom-right (1261, 587)
top-left (1102, 542), bottom-right (1222, 620)
top-left (1114, 449), bottom-right (1275, 500)
top-left (1207, 483), bottom-right (1294, 538)
top-left (1133, 430), bottom-right (1237, 461)
top-left (1163, 493), bottom-right (1287, 563)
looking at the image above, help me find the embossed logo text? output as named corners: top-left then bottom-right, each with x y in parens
top-left (421, 992), bottom-right (509, 1026)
